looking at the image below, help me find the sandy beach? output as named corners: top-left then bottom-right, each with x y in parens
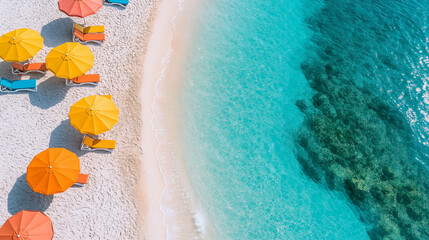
top-left (0, 0), bottom-right (171, 239)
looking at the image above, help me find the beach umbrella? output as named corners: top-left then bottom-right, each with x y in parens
top-left (27, 148), bottom-right (80, 195)
top-left (69, 95), bottom-right (119, 135)
top-left (45, 42), bottom-right (94, 79)
top-left (58, 0), bottom-right (103, 18)
top-left (0, 210), bottom-right (54, 240)
top-left (0, 28), bottom-right (43, 62)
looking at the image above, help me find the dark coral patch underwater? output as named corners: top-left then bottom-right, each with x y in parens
top-left (295, 63), bottom-right (429, 239)
top-left (295, 0), bottom-right (429, 238)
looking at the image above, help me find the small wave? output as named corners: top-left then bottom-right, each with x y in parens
top-left (193, 211), bottom-right (206, 236)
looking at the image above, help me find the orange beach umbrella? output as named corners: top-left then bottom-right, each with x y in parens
top-left (0, 210), bottom-right (54, 240)
top-left (27, 148), bottom-right (80, 195)
top-left (58, 0), bottom-right (103, 18)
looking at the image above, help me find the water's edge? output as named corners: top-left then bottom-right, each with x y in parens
top-left (148, 0), bottom-right (210, 238)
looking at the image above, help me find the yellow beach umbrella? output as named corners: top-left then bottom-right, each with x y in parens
top-left (0, 28), bottom-right (44, 62)
top-left (45, 42), bottom-right (94, 79)
top-left (69, 95), bottom-right (119, 135)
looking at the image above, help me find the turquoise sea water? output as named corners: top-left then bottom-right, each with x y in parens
top-left (181, 0), bottom-right (429, 239)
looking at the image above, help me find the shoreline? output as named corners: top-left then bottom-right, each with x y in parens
top-left (140, 0), bottom-right (204, 239)
top-left (138, 0), bottom-right (171, 237)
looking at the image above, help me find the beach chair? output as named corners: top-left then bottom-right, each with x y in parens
top-left (73, 29), bottom-right (105, 45)
top-left (104, 0), bottom-right (128, 8)
top-left (73, 23), bottom-right (105, 34)
top-left (0, 78), bottom-right (37, 93)
top-left (65, 74), bottom-right (100, 86)
top-left (11, 62), bottom-right (47, 74)
top-left (81, 135), bottom-right (116, 153)
top-left (74, 174), bottom-right (89, 187)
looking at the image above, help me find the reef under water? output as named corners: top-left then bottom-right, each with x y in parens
top-left (296, 68), bottom-right (429, 239)
top-left (295, 0), bottom-right (429, 239)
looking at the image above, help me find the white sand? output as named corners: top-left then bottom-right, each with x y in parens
top-left (0, 0), bottom-right (164, 239)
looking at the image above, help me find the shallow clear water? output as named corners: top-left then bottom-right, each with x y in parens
top-left (181, 0), bottom-right (372, 239)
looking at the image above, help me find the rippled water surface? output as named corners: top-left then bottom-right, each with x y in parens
top-left (181, 0), bottom-right (429, 239)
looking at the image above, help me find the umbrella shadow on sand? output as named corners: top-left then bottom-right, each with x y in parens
top-left (8, 174), bottom-right (53, 215)
top-left (29, 76), bottom-right (70, 109)
top-left (41, 18), bottom-right (74, 47)
top-left (49, 119), bottom-right (88, 157)
top-left (0, 61), bottom-right (14, 79)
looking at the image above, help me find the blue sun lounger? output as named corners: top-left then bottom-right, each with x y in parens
top-left (104, 0), bottom-right (128, 8)
top-left (0, 78), bottom-right (37, 92)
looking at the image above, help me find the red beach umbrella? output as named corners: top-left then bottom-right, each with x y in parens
top-left (58, 0), bottom-right (103, 18)
top-left (0, 210), bottom-right (54, 240)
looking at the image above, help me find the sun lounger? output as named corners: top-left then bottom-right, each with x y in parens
top-left (65, 74), bottom-right (100, 86)
top-left (81, 135), bottom-right (116, 152)
top-left (73, 29), bottom-right (105, 45)
top-left (74, 174), bottom-right (89, 187)
top-left (11, 63), bottom-right (47, 74)
top-left (104, 0), bottom-right (128, 8)
top-left (0, 78), bottom-right (37, 92)
top-left (73, 23), bottom-right (105, 34)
